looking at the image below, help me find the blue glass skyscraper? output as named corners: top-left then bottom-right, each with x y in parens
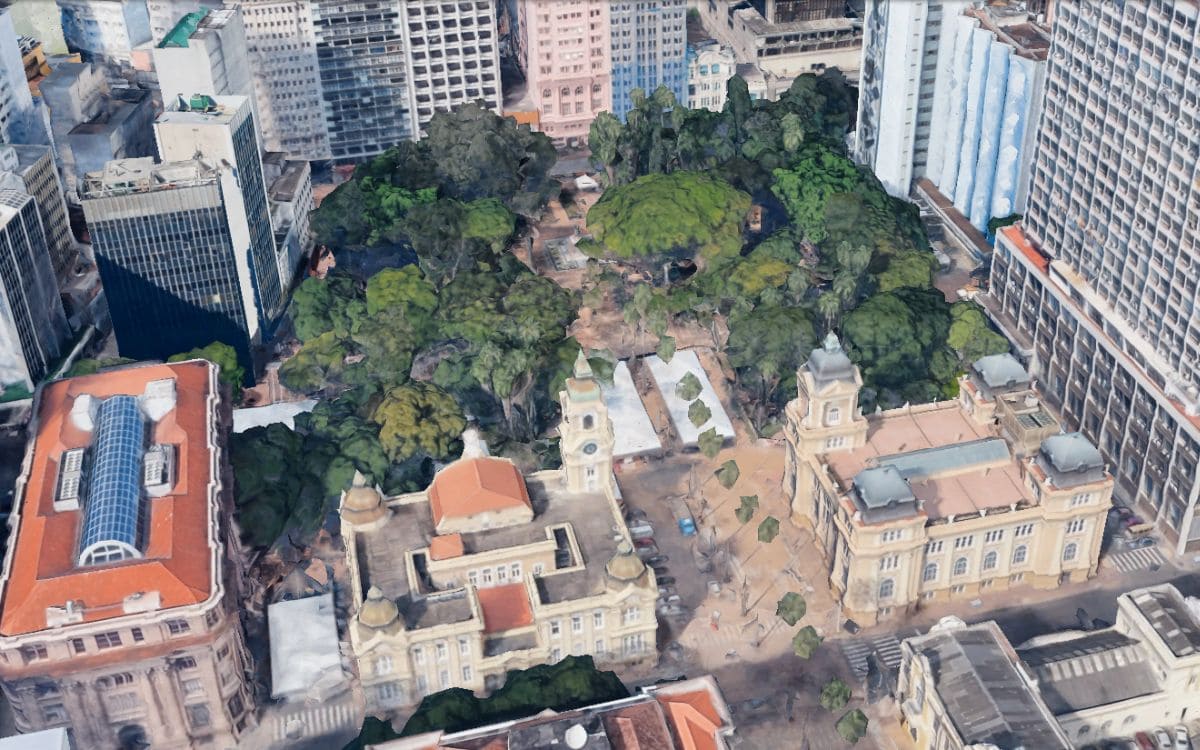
top-left (609, 1), bottom-right (688, 119)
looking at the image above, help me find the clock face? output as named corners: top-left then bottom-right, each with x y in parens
top-left (582, 442), bottom-right (598, 455)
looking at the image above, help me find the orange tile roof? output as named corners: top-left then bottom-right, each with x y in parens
top-left (429, 533), bottom-right (465, 561)
top-left (0, 361), bottom-right (219, 636)
top-left (656, 690), bottom-right (723, 750)
top-left (475, 583), bottom-right (533, 634)
top-left (428, 458), bottom-right (532, 525)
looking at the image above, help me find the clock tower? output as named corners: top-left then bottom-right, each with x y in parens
top-left (559, 350), bottom-right (615, 495)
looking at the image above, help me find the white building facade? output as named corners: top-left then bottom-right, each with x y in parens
top-left (687, 40), bottom-right (736, 112)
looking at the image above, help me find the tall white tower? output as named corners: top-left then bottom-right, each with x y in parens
top-left (558, 351), bottom-right (615, 495)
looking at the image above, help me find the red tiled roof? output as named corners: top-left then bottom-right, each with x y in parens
top-left (428, 458), bottom-right (532, 525)
top-left (429, 533), bottom-right (465, 561)
top-left (1001, 224), bottom-right (1049, 273)
top-left (0, 361), bottom-right (218, 636)
top-left (476, 583), bottom-right (533, 634)
top-left (657, 689), bottom-right (724, 750)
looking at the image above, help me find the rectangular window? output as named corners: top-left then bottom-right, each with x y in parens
top-left (374, 655), bottom-right (393, 675)
top-left (458, 638), bottom-right (470, 657)
top-left (1014, 523), bottom-right (1034, 537)
top-left (881, 529), bottom-right (902, 543)
top-left (183, 679), bottom-right (204, 696)
top-left (623, 607), bottom-right (641, 625)
top-left (954, 535), bottom-right (974, 549)
top-left (497, 565), bottom-right (508, 582)
top-left (176, 656), bottom-right (198, 670)
top-left (551, 647), bottom-right (562, 662)
top-left (571, 614), bottom-right (583, 633)
top-left (510, 563), bottom-right (522, 580)
top-left (1066, 519), bottom-right (1086, 535)
top-left (533, 563), bottom-right (545, 576)
top-left (166, 619), bottom-right (191, 636)
top-left (95, 632), bottom-right (122, 650)
top-left (205, 609), bottom-right (219, 628)
top-left (131, 628), bottom-right (144, 643)
top-left (595, 639), bottom-right (605, 654)
top-left (462, 665), bottom-right (473, 682)
top-left (879, 554), bottom-right (899, 571)
top-left (481, 568), bottom-right (493, 585)
top-left (467, 570), bottom-right (478, 586)
top-left (71, 638), bottom-right (85, 654)
top-left (413, 647), bottom-right (425, 665)
top-left (435, 642), bottom-right (448, 661)
top-left (1070, 492), bottom-right (1093, 507)
top-left (227, 694), bottom-right (245, 718)
top-left (550, 620), bottom-right (562, 637)
top-left (21, 644), bottom-right (47, 663)
top-left (925, 540), bottom-right (944, 554)
top-left (593, 611), bottom-right (604, 629)
top-left (984, 530), bottom-right (1004, 544)
top-left (186, 700), bottom-right (212, 724)
top-left (439, 670), bottom-right (450, 689)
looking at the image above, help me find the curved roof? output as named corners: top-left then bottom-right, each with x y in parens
top-left (428, 457), bottom-right (532, 525)
top-left (606, 540), bottom-right (647, 582)
top-left (972, 353), bottom-right (1029, 389)
top-left (1040, 433), bottom-right (1103, 473)
top-left (78, 395), bottom-right (146, 566)
top-left (358, 586), bottom-right (399, 629)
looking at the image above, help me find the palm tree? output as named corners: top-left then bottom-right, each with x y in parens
top-left (817, 292), bottom-right (842, 330)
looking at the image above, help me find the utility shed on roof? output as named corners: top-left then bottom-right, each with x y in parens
top-left (601, 361), bottom-right (662, 459)
top-left (268, 593), bottom-right (348, 701)
top-left (644, 350), bottom-right (735, 449)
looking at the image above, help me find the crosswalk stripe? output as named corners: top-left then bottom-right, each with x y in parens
top-left (1109, 547), bottom-right (1166, 573)
top-left (841, 635), bottom-right (903, 677)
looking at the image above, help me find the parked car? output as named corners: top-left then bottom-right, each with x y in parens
top-left (636, 544), bottom-right (660, 558)
top-left (1173, 725), bottom-right (1191, 749)
top-left (657, 576), bottom-right (677, 586)
top-left (1155, 729), bottom-right (1174, 749)
top-left (1126, 535), bottom-right (1157, 549)
top-left (652, 565), bottom-right (669, 577)
top-left (645, 555), bottom-right (669, 566)
top-left (658, 593), bottom-right (681, 605)
top-left (657, 585), bottom-right (677, 597)
top-left (843, 619), bottom-right (861, 635)
top-left (1122, 515), bottom-right (1148, 530)
top-left (629, 523), bottom-right (655, 540)
top-left (1136, 731), bottom-right (1158, 750)
top-left (626, 509), bottom-right (648, 522)
top-left (633, 537), bottom-right (657, 549)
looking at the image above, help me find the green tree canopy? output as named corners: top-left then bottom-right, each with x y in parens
top-left (676, 372), bottom-right (703, 401)
top-left (776, 592), bottom-right (807, 626)
top-left (168, 341), bottom-right (246, 395)
top-left (372, 382), bottom-right (466, 463)
top-left (948, 301), bottom-right (1010, 362)
top-left (820, 678), bottom-right (852, 712)
top-left (792, 625), bottom-right (823, 658)
top-left (688, 399), bottom-right (712, 428)
top-left (698, 427), bottom-right (723, 458)
top-left (758, 516), bottom-right (780, 543)
top-left (842, 287), bottom-right (954, 392)
top-left (586, 172), bottom-right (750, 271)
top-left (726, 305), bottom-right (815, 431)
top-left (735, 495), bottom-right (759, 524)
top-left (716, 459), bottom-right (740, 489)
top-left (836, 708), bottom-right (869, 744)
top-left (875, 251), bottom-right (936, 292)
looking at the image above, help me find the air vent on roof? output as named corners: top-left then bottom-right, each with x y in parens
top-left (54, 448), bottom-right (86, 511)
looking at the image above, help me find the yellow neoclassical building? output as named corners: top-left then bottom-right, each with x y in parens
top-left (783, 336), bottom-right (1113, 625)
top-left (340, 354), bottom-right (660, 714)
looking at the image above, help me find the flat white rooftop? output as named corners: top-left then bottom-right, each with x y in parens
top-left (644, 350), bottom-right (735, 448)
top-left (602, 361), bottom-right (662, 459)
top-left (268, 593), bottom-right (347, 701)
top-left (0, 728), bottom-right (71, 750)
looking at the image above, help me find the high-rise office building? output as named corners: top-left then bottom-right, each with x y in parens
top-left (0, 8), bottom-right (40, 145)
top-left (0, 144), bottom-right (74, 276)
top-left (145, 0), bottom-right (223, 44)
top-left (57, 0), bottom-right (152, 65)
top-left (152, 7), bottom-right (255, 114)
top-left (985, 1), bottom-right (1200, 552)
top-left (0, 360), bottom-right (257, 748)
top-left (517, 0), bottom-right (611, 146)
top-left (0, 189), bottom-right (69, 395)
top-left (238, 0), bottom-right (330, 161)
top-left (155, 95), bottom-right (285, 324)
top-left (404, 0), bottom-right (502, 134)
top-left (80, 158), bottom-right (262, 380)
top-left (609, 0), bottom-right (688, 119)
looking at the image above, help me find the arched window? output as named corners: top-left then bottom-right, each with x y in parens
top-left (592, 83), bottom-right (602, 92)
top-left (542, 89), bottom-right (551, 98)
top-left (575, 85), bottom-right (584, 95)
top-left (1078, 725), bottom-right (1091, 739)
top-left (825, 404), bottom-right (841, 426)
top-left (1012, 545), bottom-right (1028, 565)
top-left (953, 557), bottom-right (968, 576)
top-left (582, 414), bottom-right (594, 430)
top-left (561, 87), bottom-right (570, 97)
top-left (879, 578), bottom-right (894, 600)
top-left (922, 563), bottom-right (938, 582)
top-left (982, 551), bottom-right (998, 571)
top-left (1063, 542), bottom-right (1078, 562)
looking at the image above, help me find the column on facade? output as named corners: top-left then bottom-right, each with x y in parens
top-left (147, 664), bottom-right (189, 744)
top-left (67, 679), bottom-right (109, 749)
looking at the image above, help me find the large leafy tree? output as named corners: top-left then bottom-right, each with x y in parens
top-left (399, 198), bottom-right (516, 288)
top-left (372, 382), bottom-right (467, 463)
top-left (842, 287), bottom-right (955, 397)
top-left (948, 301), bottom-right (1010, 362)
top-left (726, 305), bottom-right (815, 431)
top-left (167, 341), bottom-right (245, 396)
top-left (585, 171), bottom-right (750, 272)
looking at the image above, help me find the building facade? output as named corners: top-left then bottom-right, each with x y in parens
top-left (145, 0), bottom-right (224, 44)
top-left (57, 0), bottom-right (152, 65)
top-left (0, 145), bottom-right (74, 277)
top-left (152, 7), bottom-right (255, 117)
top-left (695, 0), bottom-right (861, 87)
top-left (343, 355), bottom-right (659, 714)
top-left (899, 583), bottom-right (1200, 749)
top-left (238, 0), bottom-right (330, 161)
top-left (262, 151), bottom-right (314, 292)
top-left (609, 0), bottom-right (688, 120)
top-left (0, 360), bottom-right (257, 749)
top-left (686, 40), bottom-right (736, 111)
top-left (0, 8), bottom-right (40, 146)
top-left (983, 0), bottom-right (1200, 552)
top-left (80, 158), bottom-right (261, 381)
top-left (516, 0), bottom-right (611, 147)
top-left (784, 336), bottom-right (1111, 625)
top-left (155, 95), bottom-right (285, 325)
top-left (0, 189), bottom-right (68, 395)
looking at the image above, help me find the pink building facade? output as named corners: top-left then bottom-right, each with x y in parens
top-left (517, 0), bottom-right (611, 147)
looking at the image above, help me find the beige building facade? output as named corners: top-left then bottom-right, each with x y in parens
top-left (899, 583), bottom-right (1200, 749)
top-left (342, 354), bottom-right (658, 716)
top-left (0, 361), bottom-right (256, 750)
top-left (784, 337), bottom-right (1112, 625)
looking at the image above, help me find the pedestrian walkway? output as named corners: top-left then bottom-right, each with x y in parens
top-left (1108, 546), bottom-right (1167, 574)
top-left (271, 700), bottom-right (360, 745)
top-left (840, 635), bottom-right (903, 679)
